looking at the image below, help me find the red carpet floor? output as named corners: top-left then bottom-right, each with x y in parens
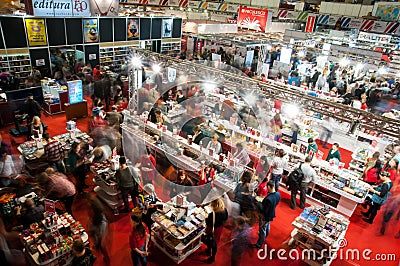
top-left (1, 105), bottom-right (399, 266)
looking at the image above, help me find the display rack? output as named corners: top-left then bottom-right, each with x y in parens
top-left (41, 79), bottom-right (69, 114)
top-left (161, 38), bottom-right (182, 56)
top-left (290, 206), bottom-right (349, 266)
top-left (21, 212), bottom-right (89, 266)
top-left (0, 51), bottom-right (31, 89)
top-left (99, 43), bottom-right (140, 70)
top-left (91, 160), bottom-right (123, 215)
top-left (151, 196), bottom-right (207, 264)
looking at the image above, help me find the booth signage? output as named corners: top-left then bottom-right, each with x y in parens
top-left (25, 18), bottom-right (47, 46)
top-left (68, 80), bottom-right (83, 104)
top-left (167, 67), bottom-right (176, 82)
top-left (357, 32), bottom-right (391, 44)
top-left (127, 18), bottom-right (139, 40)
top-left (348, 18), bottom-right (362, 29)
top-left (26, 0), bottom-right (91, 16)
top-left (237, 6), bottom-right (269, 32)
top-left (305, 15), bottom-right (316, 33)
top-left (162, 19), bottom-right (173, 38)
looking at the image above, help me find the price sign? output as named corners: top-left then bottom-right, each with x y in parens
top-left (316, 150), bottom-right (324, 160)
top-left (44, 199), bottom-right (56, 214)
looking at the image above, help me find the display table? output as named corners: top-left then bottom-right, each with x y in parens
top-left (289, 206), bottom-right (349, 266)
top-left (91, 160), bottom-right (124, 215)
top-left (20, 212), bottom-right (89, 266)
top-left (17, 130), bottom-right (91, 161)
top-left (65, 101), bottom-right (88, 120)
top-left (151, 196), bottom-right (208, 264)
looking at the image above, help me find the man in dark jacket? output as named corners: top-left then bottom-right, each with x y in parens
top-left (251, 180), bottom-right (281, 248)
top-left (24, 93), bottom-right (41, 123)
top-left (115, 156), bottom-right (139, 212)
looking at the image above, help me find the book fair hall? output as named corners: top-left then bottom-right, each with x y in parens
top-left (0, 0), bottom-right (400, 265)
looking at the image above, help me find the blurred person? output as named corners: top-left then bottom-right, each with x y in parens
top-left (116, 156), bottom-right (139, 213)
top-left (319, 117), bottom-right (334, 148)
top-left (233, 171), bottom-right (252, 200)
top-left (24, 93), bottom-right (41, 123)
top-left (37, 169), bottom-right (76, 214)
top-left (233, 142), bottom-right (250, 166)
top-left (192, 126), bottom-right (205, 145)
top-left (72, 239), bottom-right (96, 266)
top-left (130, 214), bottom-right (150, 266)
top-left (92, 145), bottom-right (112, 163)
top-left (231, 216), bottom-right (251, 266)
top-left (377, 194), bottom-right (400, 236)
top-left (270, 114), bottom-right (283, 142)
top-left (0, 148), bottom-right (16, 187)
top-left (381, 159), bottom-right (398, 182)
top-left (235, 186), bottom-right (256, 217)
top-left (362, 172), bottom-right (393, 224)
top-left (270, 149), bottom-right (288, 192)
top-left (88, 195), bottom-right (110, 265)
top-left (251, 180), bottom-right (281, 248)
top-left (0, 134), bottom-right (11, 155)
top-left (204, 198), bottom-right (228, 264)
top-left (15, 198), bottom-right (44, 228)
top-left (113, 87), bottom-right (123, 104)
top-left (135, 150), bottom-right (156, 185)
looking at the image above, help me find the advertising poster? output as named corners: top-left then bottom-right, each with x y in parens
top-left (83, 18), bottom-right (98, 43)
top-left (305, 15), bottom-right (316, 33)
top-left (245, 50), bottom-right (254, 68)
top-left (26, 0), bottom-right (91, 16)
top-left (127, 18), bottom-right (139, 40)
top-left (67, 80), bottom-right (83, 104)
top-left (25, 18), bottom-right (47, 46)
top-left (237, 6), bottom-right (268, 32)
top-left (375, 5), bottom-right (400, 21)
top-left (162, 18), bottom-right (173, 38)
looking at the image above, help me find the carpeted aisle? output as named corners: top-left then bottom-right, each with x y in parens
top-left (1, 109), bottom-right (398, 266)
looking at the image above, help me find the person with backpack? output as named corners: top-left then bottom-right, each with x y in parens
top-left (290, 156), bottom-right (318, 209)
top-left (361, 171), bottom-right (393, 224)
top-left (250, 180), bottom-right (280, 249)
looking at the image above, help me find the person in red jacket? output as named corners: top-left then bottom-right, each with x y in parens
top-left (129, 214), bottom-right (149, 266)
top-left (135, 149), bottom-right (156, 185)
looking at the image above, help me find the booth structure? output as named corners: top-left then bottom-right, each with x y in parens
top-left (0, 16), bottom-right (183, 89)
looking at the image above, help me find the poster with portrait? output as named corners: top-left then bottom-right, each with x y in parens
top-left (25, 18), bottom-right (47, 46)
top-left (83, 18), bottom-right (99, 43)
top-left (162, 18), bottom-right (173, 38)
top-left (127, 18), bottom-right (139, 40)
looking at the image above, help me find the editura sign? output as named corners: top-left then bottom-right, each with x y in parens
top-left (25, 0), bottom-right (91, 16)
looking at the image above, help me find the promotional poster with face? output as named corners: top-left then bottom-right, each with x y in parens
top-left (83, 18), bottom-right (98, 43)
top-left (127, 18), bottom-right (139, 40)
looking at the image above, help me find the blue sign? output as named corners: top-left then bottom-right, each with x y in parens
top-left (67, 80), bottom-right (83, 104)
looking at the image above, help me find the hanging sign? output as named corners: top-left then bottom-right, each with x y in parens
top-left (305, 15), bottom-right (316, 33)
top-left (316, 150), bottom-right (324, 160)
top-left (25, 18), bottom-right (47, 46)
top-left (44, 199), bottom-right (56, 214)
top-left (237, 6), bottom-right (269, 32)
top-left (90, 0), bottom-right (118, 16)
top-left (167, 67), bottom-right (176, 82)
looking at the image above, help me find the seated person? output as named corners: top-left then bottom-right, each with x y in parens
top-left (29, 116), bottom-right (44, 139)
top-left (153, 109), bottom-right (170, 124)
top-left (192, 125), bottom-right (205, 145)
top-left (15, 198), bottom-right (44, 228)
top-left (0, 134), bottom-right (11, 155)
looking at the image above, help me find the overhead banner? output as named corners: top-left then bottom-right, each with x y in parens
top-left (317, 14), bottom-right (329, 25)
top-left (25, 18), bottom-right (47, 46)
top-left (25, 0), bottom-right (91, 16)
top-left (305, 15), bottom-right (316, 32)
top-left (237, 6), bottom-right (269, 32)
top-left (359, 20), bottom-right (375, 31)
top-left (90, 0), bottom-right (118, 16)
top-left (327, 15), bottom-right (341, 26)
top-left (127, 18), bottom-right (139, 40)
top-left (179, 0), bottom-right (188, 7)
top-left (384, 22), bottom-right (400, 34)
top-left (375, 5), bottom-right (400, 21)
top-left (371, 20), bottom-right (387, 33)
top-left (83, 18), bottom-right (98, 43)
top-left (277, 9), bottom-right (288, 19)
top-left (358, 32), bottom-right (391, 44)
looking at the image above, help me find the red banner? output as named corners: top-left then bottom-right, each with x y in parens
top-left (237, 6), bottom-right (268, 32)
top-left (305, 15), bottom-right (316, 32)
